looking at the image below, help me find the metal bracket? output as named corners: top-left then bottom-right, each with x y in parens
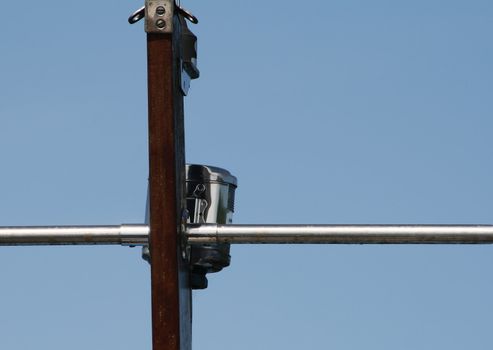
top-left (145, 0), bottom-right (174, 33)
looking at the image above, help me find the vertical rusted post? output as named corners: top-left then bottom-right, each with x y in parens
top-left (146, 3), bottom-right (192, 350)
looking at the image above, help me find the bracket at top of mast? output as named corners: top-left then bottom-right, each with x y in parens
top-left (129, 2), bottom-right (197, 31)
top-left (145, 0), bottom-right (174, 33)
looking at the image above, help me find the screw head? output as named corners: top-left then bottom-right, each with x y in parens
top-left (156, 6), bottom-right (166, 16)
top-left (156, 19), bottom-right (166, 29)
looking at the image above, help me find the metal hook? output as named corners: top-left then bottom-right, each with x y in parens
top-left (127, 4), bottom-right (198, 25)
top-left (176, 5), bottom-right (198, 24)
top-left (128, 6), bottom-right (145, 24)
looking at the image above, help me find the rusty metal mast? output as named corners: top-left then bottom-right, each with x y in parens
top-left (144, 2), bottom-right (192, 349)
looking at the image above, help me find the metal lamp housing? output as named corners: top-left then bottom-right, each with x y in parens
top-left (186, 164), bottom-right (237, 280)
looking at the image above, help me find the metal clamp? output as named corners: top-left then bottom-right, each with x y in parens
top-left (145, 0), bottom-right (174, 33)
top-left (128, 2), bottom-right (198, 30)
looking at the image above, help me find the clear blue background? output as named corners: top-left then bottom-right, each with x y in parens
top-left (1, 1), bottom-right (493, 349)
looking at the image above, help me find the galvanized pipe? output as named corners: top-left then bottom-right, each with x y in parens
top-left (0, 225), bottom-right (149, 246)
top-left (2, 224), bottom-right (493, 246)
top-left (186, 224), bottom-right (493, 245)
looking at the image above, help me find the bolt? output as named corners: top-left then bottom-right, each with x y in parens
top-left (156, 6), bottom-right (166, 16)
top-left (156, 19), bottom-right (166, 29)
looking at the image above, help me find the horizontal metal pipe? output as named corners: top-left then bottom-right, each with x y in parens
top-left (0, 225), bottom-right (149, 246)
top-left (2, 224), bottom-right (493, 246)
top-left (186, 224), bottom-right (493, 244)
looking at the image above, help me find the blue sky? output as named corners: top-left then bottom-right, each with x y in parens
top-left (1, 1), bottom-right (493, 349)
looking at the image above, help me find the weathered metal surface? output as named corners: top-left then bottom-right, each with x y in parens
top-left (145, 0), bottom-right (174, 33)
top-left (147, 10), bottom-right (191, 350)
